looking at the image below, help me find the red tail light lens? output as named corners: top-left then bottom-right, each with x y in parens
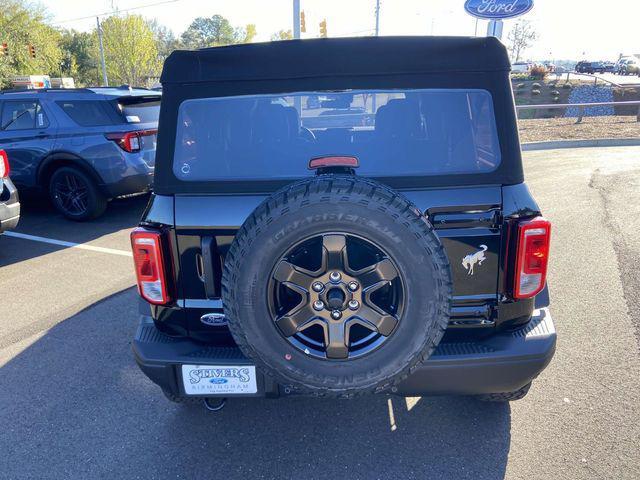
top-left (131, 228), bottom-right (171, 305)
top-left (513, 217), bottom-right (551, 299)
top-left (0, 150), bottom-right (9, 178)
top-left (106, 129), bottom-right (156, 153)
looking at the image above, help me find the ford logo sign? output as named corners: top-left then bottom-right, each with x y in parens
top-left (210, 378), bottom-right (228, 384)
top-left (200, 313), bottom-right (228, 326)
top-left (464, 0), bottom-right (533, 19)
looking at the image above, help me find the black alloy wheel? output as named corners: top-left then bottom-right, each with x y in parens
top-left (268, 232), bottom-right (405, 360)
top-left (49, 166), bottom-right (107, 221)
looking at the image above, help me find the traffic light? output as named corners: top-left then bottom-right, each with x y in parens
top-left (319, 19), bottom-right (327, 38)
top-left (28, 44), bottom-right (36, 58)
top-left (300, 11), bottom-right (306, 33)
top-left (0, 43), bottom-right (7, 56)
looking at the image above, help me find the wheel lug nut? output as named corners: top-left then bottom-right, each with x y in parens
top-left (331, 310), bottom-right (342, 320)
top-left (329, 271), bottom-right (342, 283)
top-left (313, 300), bottom-right (325, 311)
top-left (312, 282), bottom-right (324, 292)
top-left (348, 300), bottom-right (359, 310)
top-left (348, 281), bottom-right (359, 291)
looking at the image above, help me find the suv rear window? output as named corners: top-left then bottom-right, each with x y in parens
top-left (57, 96), bottom-right (161, 127)
top-left (56, 100), bottom-right (120, 127)
top-left (116, 97), bottom-right (161, 124)
top-left (173, 89), bottom-right (501, 181)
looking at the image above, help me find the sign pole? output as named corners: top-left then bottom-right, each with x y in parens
top-left (487, 19), bottom-right (503, 39)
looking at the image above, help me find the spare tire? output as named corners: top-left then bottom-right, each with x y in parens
top-left (222, 175), bottom-right (451, 397)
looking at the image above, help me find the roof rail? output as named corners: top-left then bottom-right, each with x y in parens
top-left (0, 87), bottom-right (94, 94)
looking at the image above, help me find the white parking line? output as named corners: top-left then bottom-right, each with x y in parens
top-left (3, 231), bottom-right (132, 257)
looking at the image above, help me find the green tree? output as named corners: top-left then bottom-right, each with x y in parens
top-left (180, 15), bottom-right (253, 48)
top-left (100, 14), bottom-right (161, 87)
top-left (147, 18), bottom-right (179, 63)
top-left (0, 0), bottom-right (63, 88)
top-left (271, 29), bottom-right (293, 41)
top-left (242, 24), bottom-right (257, 43)
top-left (59, 30), bottom-right (98, 86)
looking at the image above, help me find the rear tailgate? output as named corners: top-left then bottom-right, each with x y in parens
top-left (172, 185), bottom-right (502, 339)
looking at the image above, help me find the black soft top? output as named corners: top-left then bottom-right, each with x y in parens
top-left (161, 36), bottom-right (510, 84)
top-left (154, 36), bottom-right (523, 194)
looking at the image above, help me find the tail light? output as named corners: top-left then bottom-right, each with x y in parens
top-left (131, 228), bottom-right (172, 305)
top-left (106, 129), bottom-right (156, 153)
top-left (0, 150), bottom-right (9, 178)
top-left (513, 217), bottom-right (551, 299)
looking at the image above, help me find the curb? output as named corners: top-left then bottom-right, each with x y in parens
top-left (521, 138), bottom-right (640, 151)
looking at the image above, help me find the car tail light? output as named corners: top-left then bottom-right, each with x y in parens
top-left (131, 228), bottom-right (172, 305)
top-left (106, 129), bottom-right (156, 153)
top-left (0, 150), bottom-right (9, 178)
top-left (513, 217), bottom-right (551, 299)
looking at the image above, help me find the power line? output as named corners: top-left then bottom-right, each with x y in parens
top-left (52, 0), bottom-right (180, 25)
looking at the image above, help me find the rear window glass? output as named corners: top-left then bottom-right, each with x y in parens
top-left (56, 100), bottom-right (120, 127)
top-left (116, 97), bottom-right (161, 124)
top-left (173, 89), bottom-right (501, 181)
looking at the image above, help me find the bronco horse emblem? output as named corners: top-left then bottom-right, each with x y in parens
top-left (462, 245), bottom-right (488, 275)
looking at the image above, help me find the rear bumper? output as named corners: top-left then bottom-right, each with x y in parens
top-left (101, 172), bottom-right (153, 199)
top-left (133, 308), bottom-right (556, 399)
top-left (0, 178), bottom-right (20, 233)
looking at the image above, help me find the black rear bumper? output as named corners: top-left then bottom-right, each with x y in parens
top-left (133, 308), bottom-right (556, 399)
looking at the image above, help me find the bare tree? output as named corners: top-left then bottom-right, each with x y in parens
top-left (507, 20), bottom-right (538, 63)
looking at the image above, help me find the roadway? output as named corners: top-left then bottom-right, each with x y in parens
top-left (1, 147), bottom-right (639, 479)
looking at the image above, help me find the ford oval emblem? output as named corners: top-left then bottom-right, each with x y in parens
top-left (464, 0), bottom-right (534, 20)
top-left (210, 378), bottom-right (228, 384)
top-left (200, 313), bottom-right (228, 326)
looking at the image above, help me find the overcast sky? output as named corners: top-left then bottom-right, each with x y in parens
top-left (45, 0), bottom-right (640, 60)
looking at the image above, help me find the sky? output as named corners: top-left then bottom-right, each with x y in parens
top-left (44, 0), bottom-right (640, 61)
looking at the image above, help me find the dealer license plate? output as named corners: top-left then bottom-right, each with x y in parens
top-left (181, 364), bottom-right (258, 395)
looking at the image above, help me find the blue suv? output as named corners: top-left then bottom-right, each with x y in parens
top-left (0, 87), bottom-right (160, 220)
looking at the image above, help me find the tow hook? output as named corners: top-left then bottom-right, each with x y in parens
top-left (203, 397), bottom-right (227, 412)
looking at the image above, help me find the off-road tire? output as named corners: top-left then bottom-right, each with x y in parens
top-left (49, 166), bottom-right (107, 221)
top-left (476, 382), bottom-right (532, 402)
top-left (222, 175), bottom-right (452, 398)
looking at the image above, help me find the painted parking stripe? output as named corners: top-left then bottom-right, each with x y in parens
top-left (3, 231), bottom-right (132, 257)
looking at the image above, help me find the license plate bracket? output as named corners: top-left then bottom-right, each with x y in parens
top-left (181, 364), bottom-right (258, 395)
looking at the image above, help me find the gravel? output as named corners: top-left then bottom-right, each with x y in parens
top-left (518, 115), bottom-right (640, 143)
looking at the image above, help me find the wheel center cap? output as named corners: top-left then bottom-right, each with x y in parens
top-left (326, 287), bottom-right (346, 310)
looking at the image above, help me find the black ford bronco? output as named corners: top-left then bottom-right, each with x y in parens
top-left (131, 37), bottom-right (555, 408)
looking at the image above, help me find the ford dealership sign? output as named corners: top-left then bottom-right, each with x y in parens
top-left (464, 0), bottom-right (534, 20)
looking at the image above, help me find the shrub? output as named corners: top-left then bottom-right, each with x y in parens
top-left (530, 65), bottom-right (548, 80)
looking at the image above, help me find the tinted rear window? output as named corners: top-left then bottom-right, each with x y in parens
top-left (173, 89), bottom-right (501, 181)
top-left (117, 97), bottom-right (161, 124)
top-left (56, 100), bottom-right (120, 127)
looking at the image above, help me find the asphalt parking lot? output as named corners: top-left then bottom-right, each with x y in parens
top-left (1, 147), bottom-right (639, 479)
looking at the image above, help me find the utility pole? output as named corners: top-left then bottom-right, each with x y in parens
top-left (292, 0), bottom-right (301, 113)
top-left (293, 0), bottom-right (301, 39)
top-left (96, 17), bottom-right (108, 87)
top-left (373, 0), bottom-right (380, 114)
